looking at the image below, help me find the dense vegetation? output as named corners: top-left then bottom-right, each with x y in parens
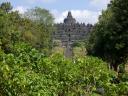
top-left (0, 2), bottom-right (54, 54)
top-left (0, 1), bottom-right (128, 96)
top-left (0, 42), bottom-right (128, 96)
top-left (87, 0), bottom-right (128, 71)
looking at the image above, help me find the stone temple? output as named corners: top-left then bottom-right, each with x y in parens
top-left (53, 11), bottom-right (93, 47)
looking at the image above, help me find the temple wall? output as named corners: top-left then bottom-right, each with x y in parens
top-left (53, 11), bottom-right (93, 47)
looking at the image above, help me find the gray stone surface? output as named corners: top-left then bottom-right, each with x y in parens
top-left (64, 42), bottom-right (73, 58)
top-left (53, 11), bottom-right (93, 46)
top-left (53, 11), bottom-right (93, 57)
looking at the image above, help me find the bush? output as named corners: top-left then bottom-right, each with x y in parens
top-left (0, 43), bottom-right (127, 95)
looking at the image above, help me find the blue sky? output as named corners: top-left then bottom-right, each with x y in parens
top-left (0, 0), bottom-right (110, 24)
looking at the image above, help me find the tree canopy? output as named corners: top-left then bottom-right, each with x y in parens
top-left (87, 0), bottom-right (128, 71)
top-left (23, 7), bottom-right (55, 52)
top-left (0, 1), bottom-right (128, 96)
top-left (0, 2), bottom-right (55, 54)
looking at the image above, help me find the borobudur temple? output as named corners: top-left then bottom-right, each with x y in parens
top-left (53, 11), bottom-right (93, 46)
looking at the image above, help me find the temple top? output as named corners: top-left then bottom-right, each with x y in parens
top-left (64, 11), bottom-right (76, 24)
top-left (67, 11), bottom-right (72, 18)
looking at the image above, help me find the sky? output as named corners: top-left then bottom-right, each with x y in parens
top-left (0, 0), bottom-right (111, 24)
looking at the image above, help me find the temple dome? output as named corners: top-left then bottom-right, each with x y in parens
top-left (64, 11), bottom-right (76, 24)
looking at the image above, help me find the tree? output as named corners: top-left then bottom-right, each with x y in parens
top-left (87, 0), bottom-right (128, 71)
top-left (0, 2), bottom-right (23, 53)
top-left (24, 7), bottom-right (55, 51)
top-left (25, 7), bottom-right (54, 25)
top-left (0, 2), bottom-right (12, 13)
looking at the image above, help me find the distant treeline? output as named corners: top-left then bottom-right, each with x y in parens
top-left (0, 2), bottom-right (55, 55)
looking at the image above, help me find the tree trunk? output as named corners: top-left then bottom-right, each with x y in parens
top-left (113, 64), bottom-right (118, 72)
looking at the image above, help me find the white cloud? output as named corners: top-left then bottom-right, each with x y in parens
top-left (13, 6), bottom-right (27, 14)
top-left (90, 0), bottom-right (110, 9)
top-left (51, 10), bottom-right (101, 24)
top-left (51, 0), bottom-right (111, 24)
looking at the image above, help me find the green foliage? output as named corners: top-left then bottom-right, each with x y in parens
top-left (0, 42), bottom-right (123, 96)
top-left (0, 2), bottom-right (55, 55)
top-left (23, 7), bottom-right (55, 50)
top-left (0, 2), bottom-right (12, 13)
top-left (73, 47), bottom-right (86, 57)
top-left (0, 3), bottom-right (22, 53)
top-left (0, 1), bottom-right (128, 96)
top-left (25, 7), bottom-right (54, 25)
top-left (87, 0), bottom-right (128, 71)
top-left (53, 40), bottom-right (62, 47)
top-left (72, 42), bottom-right (83, 47)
